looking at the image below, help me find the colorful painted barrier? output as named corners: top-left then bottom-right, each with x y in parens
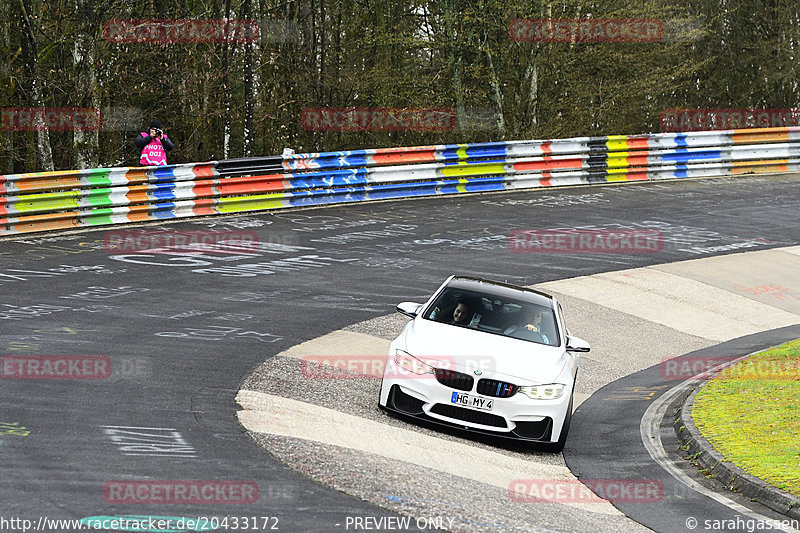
top-left (2, 127), bottom-right (799, 234)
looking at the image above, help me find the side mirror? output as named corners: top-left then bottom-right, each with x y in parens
top-left (396, 301), bottom-right (423, 318)
top-left (566, 336), bottom-right (590, 352)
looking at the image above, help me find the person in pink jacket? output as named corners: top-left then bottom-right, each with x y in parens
top-left (135, 120), bottom-right (174, 166)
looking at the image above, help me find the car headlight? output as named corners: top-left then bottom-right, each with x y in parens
top-left (518, 384), bottom-right (565, 400)
top-left (393, 349), bottom-right (435, 375)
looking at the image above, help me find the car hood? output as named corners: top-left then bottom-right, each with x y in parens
top-left (398, 318), bottom-right (569, 384)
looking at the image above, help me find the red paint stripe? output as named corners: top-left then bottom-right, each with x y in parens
top-left (626, 154), bottom-right (649, 166)
top-left (541, 178), bottom-right (552, 186)
top-left (625, 172), bottom-right (650, 181)
top-left (372, 151), bottom-right (437, 165)
top-left (192, 164), bottom-right (217, 178)
top-left (513, 158), bottom-right (582, 171)
top-left (217, 174), bottom-right (287, 195)
top-left (192, 198), bottom-right (217, 215)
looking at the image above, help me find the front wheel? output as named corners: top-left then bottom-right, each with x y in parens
top-left (541, 395), bottom-right (573, 453)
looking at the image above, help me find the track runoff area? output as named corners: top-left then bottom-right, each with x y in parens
top-left (1, 172), bottom-right (799, 532)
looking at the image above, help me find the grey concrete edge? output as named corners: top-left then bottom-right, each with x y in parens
top-left (674, 380), bottom-right (800, 520)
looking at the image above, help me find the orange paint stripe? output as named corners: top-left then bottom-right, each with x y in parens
top-left (731, 163), bottom-right (789, 174)
top-left (125, 191), bottom-right (150, 204)
top-left (14, 177), bottom-right (83, 192)
top-left (6, 211), bottom-right (80, 233)
top-left (732, 127), bottom-right (790, 144)
top-left (626, 137), bottom-right (650, 150)
top-left (732, 158), bottom-right (789, 167)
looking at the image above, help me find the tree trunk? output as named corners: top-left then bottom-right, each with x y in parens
top-left (19, 0), bottom-right (54, 171)
top-left (242, 0), bottom-right (254, 157)
top-left (524, 59), bottom-right (538, 129)
top-left (73, 0), bottom-right (99, 169)
top-left (484, 40), bottom-right (505, 137)
top-left (221, 0), bottom-right (232, 158)
top-left (1, 0), bottom-right (13, 173)
top-left (440, 0), bottom-right (466, 132)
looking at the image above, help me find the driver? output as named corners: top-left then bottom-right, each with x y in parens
top-left (504, 307), bottom-right (550, 343)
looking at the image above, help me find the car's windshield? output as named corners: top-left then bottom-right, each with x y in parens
top-left (422, 287), bottom-right (559, 347)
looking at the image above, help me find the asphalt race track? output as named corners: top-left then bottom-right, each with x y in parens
top-left (1, 173), bottom-right (799, 533)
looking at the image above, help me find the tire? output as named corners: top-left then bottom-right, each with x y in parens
top-left (541, 395), bottom-right (573, 453)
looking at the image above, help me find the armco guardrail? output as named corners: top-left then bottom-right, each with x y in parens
top-left (2, 127), bottom-right (799, 235)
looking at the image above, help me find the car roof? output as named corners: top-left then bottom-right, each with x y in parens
top-left (445, 276), bottom-right (555, 307)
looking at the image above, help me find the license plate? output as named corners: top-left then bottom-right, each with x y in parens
top-left (450, 392), bottom-right (494, 411)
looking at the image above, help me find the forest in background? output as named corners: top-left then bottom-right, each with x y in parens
top-left (1, 0), bottom-right (798, 173)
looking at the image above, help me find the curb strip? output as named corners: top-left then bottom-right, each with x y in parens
top-left (675, 383), bottom-right (800, 520)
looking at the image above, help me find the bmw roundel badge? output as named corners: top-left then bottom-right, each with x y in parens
top-left (474, 369), bottom-right (482, 375)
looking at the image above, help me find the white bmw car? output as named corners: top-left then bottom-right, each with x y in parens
top-left (378, 276), bottom-right (589, 452)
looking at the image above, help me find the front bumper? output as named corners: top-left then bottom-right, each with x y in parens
top-left (379, 376), bottom-right (571, 443)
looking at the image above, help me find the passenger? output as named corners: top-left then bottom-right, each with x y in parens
top-left (431, 300), bottom-right (480, 327)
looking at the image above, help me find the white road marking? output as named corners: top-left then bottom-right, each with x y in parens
top-left (540, 263), bottom-right (800, 342)
top-left (236, 388), bottom-right (622, 515)
top-left (278, 330), bottom-right (392, 359)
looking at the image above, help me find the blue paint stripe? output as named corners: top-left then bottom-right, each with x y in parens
top-left (442, 158), bottom-right (506, 166)
top-left (151, 184), bottom-right (178, 200)
top-left (662, 150), bottom-right (721, 162)
top-left (151, 203), bottom-right (178, 218)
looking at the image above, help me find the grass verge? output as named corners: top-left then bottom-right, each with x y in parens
top-left (692, 339), bottom-right (800, 498)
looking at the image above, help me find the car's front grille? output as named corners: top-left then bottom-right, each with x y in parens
top-left (477, 378), bottom-right (518, 398)
top-left (429, 403), bottom-right (507, 428)
top-left (435, 368), bottom-right (474, 391)
top-left (512, 418), bottom-right (553, 440)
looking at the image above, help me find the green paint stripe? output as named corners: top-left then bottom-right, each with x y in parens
top-left (81, 207), bottom-right (117, 226)
top-left (85, 188), bottom-right (116, 207)
top-left (84, 169), bottom-right (115, 186)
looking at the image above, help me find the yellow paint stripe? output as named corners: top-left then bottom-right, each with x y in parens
top-left (441, 163), bottom-right (506, 178)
